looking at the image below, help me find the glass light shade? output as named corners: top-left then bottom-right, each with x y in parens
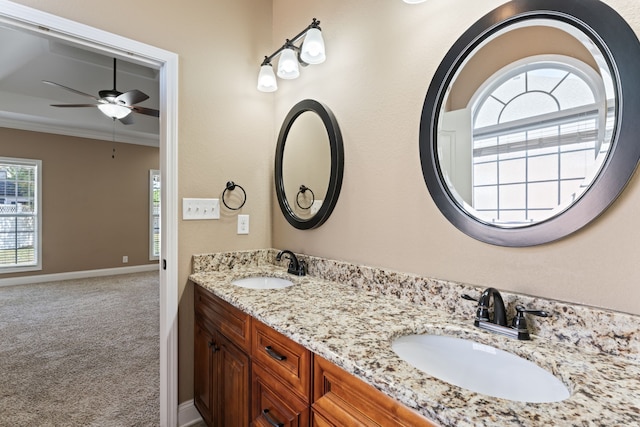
top-left (300, 28), bottom-right (326, 64)
top-left (277, 47), bottom-right (300, 79)
top-left (97, 103), bottom-right (131, 119)
top-left (257, 64), bottom-right (277, 92)
top-left (403, 0), bottom-right (427, 3)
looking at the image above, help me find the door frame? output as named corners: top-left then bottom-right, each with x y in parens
top-left (0, 2), bottom-right (179, 425)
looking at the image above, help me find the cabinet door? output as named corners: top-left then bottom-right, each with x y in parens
top-left (194, 321), bottom-right (215, 426)
top-left (310, 410), bottom-right (334, 427)
top-left (215, 331), bottom-right (250, 427)
top-left (251, 362), bottom-right (309, 427)
top-left (313, 356), bottom-right (437, 427)
top-left (311, 393), bottom-right (374, 426)
top-left (311, 407), bottom-right (361, 427)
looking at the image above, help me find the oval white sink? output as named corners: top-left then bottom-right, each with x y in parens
top-left (231, 276), bottom-right (294, 289)
top-left (392, 334), bottom-right (570, 403)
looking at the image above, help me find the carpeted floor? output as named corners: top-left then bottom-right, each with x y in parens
top-left (0, 271), bottom-right (159, 426)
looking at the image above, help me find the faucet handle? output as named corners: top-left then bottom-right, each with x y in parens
top-left (515, 305), bottom-right (550, 318)
top-left (511, 305), bottom-right (550, 339)
top-left (297, 259), bottom-right (307, 276)
top-left (462, 293), bottom-right (491, 323)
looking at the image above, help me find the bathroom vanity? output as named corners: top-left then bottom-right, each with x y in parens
top-left (193, 283), bottom-right (433, 426)
top-left (190, 250), bottom-right (640, 426)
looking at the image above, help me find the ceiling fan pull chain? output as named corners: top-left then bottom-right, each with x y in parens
top-left (111, 118), bottom-right (116, 159)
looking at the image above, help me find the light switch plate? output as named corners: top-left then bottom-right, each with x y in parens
top-left (310, 199), bottom-right (323, 215)
top-left (237, 214), bottom-right (249, 234)
top-left (182, 198), bottom-right (220, 220)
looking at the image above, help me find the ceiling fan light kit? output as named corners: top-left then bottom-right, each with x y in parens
top-left (97, 103), bottom-right (131, 120)
top-left (44, 58), bottom-right (159, 124)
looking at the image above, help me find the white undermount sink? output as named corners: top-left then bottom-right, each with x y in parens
top-left (392, 334), bottom-right (570, 403)
top-left (231, 276), bottom-right (294, 290)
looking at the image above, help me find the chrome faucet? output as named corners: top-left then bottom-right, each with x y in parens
top-left (276, 250), bottom-right (306, 276)
top-left (462, 288), bottom-right (549, 340)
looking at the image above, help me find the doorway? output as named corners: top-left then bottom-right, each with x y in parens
top-left (0, 2), bottom-right (179, 425)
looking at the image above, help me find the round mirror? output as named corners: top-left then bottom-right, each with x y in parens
top-left (275, 99), bottom-right (344, 229)
top-left (420, 0), bottom-right (640, 246)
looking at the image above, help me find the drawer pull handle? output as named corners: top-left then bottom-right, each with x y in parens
top-left (265, 346), bottom-right (286, 361)
top-left (208, 341), bottom-right (220, 352)
top-left (262, 409), bottom-right (284, 427)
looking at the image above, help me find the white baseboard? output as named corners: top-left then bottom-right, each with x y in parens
top-left (0, 264), bottom-right (159, 287)
top-left (178, 400), bottom-right (203, 427)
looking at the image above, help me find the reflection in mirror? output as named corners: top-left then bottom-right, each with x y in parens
top-left (275, 99), bottom-right (343, 230)
top-left (420, 0), bottom-right (640, 246)
top-left (282, 111), bottom-right (330, 219)
top-left (439, 20), bottom-right (615, 227)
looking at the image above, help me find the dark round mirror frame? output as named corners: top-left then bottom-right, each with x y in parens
top-left (419, 0), bottom-right (640, 247)
top-left (275, 99), bottom-right (344, 230)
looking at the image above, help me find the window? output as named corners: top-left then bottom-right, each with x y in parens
top-left (0, 157), bottom-right (41, 272)
top-left (470, 57), bottom-right (610, 225)
top-left (150, 169), bottom-right (160, 260)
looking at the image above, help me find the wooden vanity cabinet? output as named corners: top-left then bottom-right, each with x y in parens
top-left (194, 284), bottom-right (251, 350)
top-left (251, 362), bottom-right (310, 426)
top-left (194, 286), bottom-right (251, 427)
top-left (251, 320), bottom-right (312, 400)
top-left (194, 284), bottom-right (436, 427)
top-left (251, 319), bottom-right (312, 426)
top-left (312, 355), bottom-right (437, 427)
top-left (194, 321), bottom-right (215, 426)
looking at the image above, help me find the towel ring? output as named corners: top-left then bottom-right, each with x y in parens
top-left (222, 181), bottom-right (246, 210)
top-left (296, 185), bottom-right (315, 210)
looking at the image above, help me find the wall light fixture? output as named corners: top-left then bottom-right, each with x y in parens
top-left (403, 0), bottom-right (427, 3)
top-left (257, 18), bottom-right (326, 92)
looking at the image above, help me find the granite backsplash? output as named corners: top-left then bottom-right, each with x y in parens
top-left (192, 248), bottom-right (639, 362)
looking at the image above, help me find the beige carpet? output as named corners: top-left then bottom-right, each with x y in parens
top-left (0, 271), bottom-right (159, 426)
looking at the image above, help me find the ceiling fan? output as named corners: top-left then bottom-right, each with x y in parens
top-left (43, 58), bottom-right (159, 125)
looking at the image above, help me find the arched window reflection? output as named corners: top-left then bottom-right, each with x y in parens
top-left (469, 57), bottom-right (612, 225)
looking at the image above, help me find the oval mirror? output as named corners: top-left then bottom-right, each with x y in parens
top-left (275, 99), bottom-right (344, 229)
top-left (420, 0), bottom-right (640, 246)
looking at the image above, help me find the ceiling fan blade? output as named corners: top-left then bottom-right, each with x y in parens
top-left (45, 59), bottom-right (159, 124)
top-left (132, 106), bottom-right (160, 118)
top-left (43, 80), bottom-right (99, 101)
top-left (119, 114), bottom-right (135, 125)
top-left (50, 103), bottom-right (99, 108)
top-left (116, 89), bottom-right (149, 106)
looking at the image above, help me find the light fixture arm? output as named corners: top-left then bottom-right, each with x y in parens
top-left (257, 18), bottom-right (325, 92)
top-left (259, 18), bottom-right (322, 66)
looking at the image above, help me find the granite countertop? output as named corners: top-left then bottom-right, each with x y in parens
top-left (189, 264), bottom-right (640, 427)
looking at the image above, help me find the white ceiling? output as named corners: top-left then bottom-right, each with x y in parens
top-left (0, 24), bottom-right (160, 146)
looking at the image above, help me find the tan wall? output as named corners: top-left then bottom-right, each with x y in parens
top-left (10, 0), bottom-right (274, 404)
top-left (448, 26), bottom-right (599, 111)
top-left (0, 128), bottom-right (158, 276)
top-left (272, 0), bottom-right (640, 316)
top-left (11, 0), bottom-right (640, 409)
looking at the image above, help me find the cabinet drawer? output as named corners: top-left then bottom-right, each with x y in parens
top-left (251, 362), bottom-right (309, 427)
top-left (251, 319), bottom-right (311, 402)
top-left (194, 285), bottom-right (251, 352)
top-left (311, 398), bottom-right (369, 427)
top-left (311, 410), bottom-right (334, 427)
top-left (312, 355), bottom-right (437, 427)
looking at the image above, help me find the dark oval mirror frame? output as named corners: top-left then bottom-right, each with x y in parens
top-left (419, 0), bottom-right (640, 247)
top-left (275, 99), bottom-right (344, 230)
